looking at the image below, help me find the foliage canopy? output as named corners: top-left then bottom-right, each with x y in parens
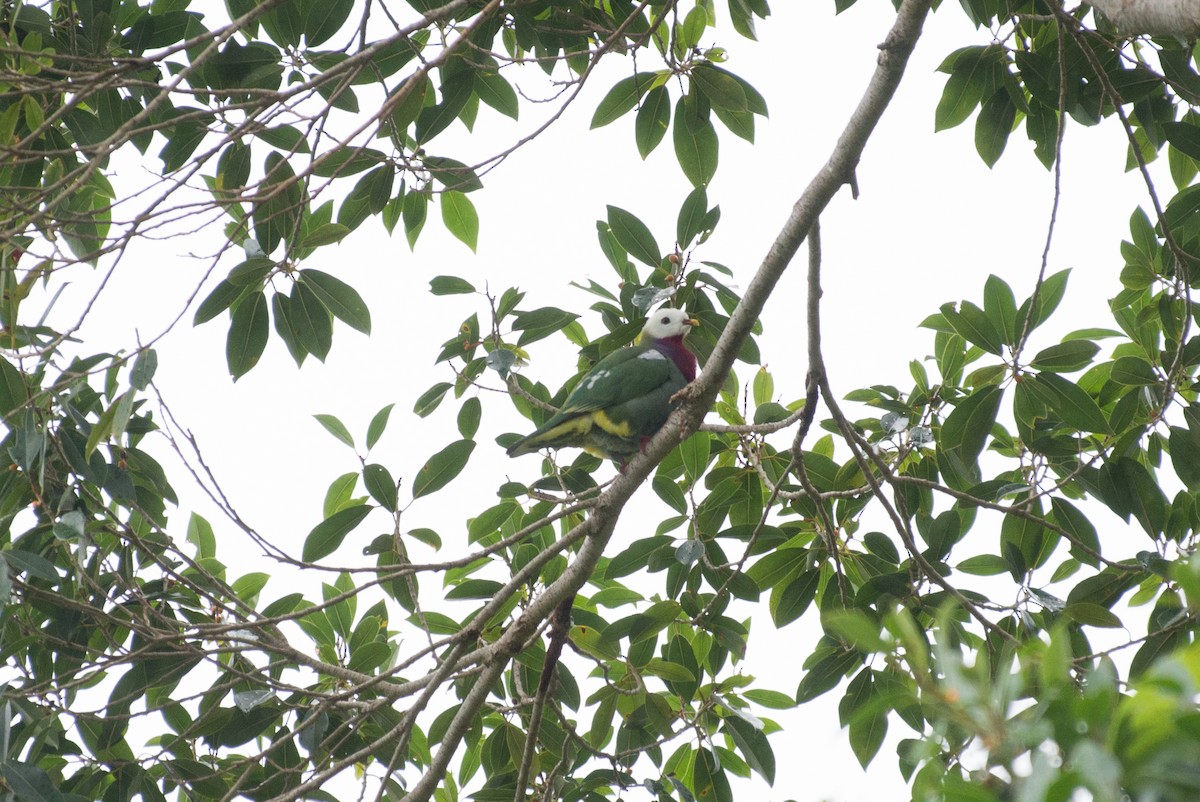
top-left (1, 0), bottom-right (1200, 801)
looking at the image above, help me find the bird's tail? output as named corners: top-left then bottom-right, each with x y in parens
top-left (505, 433), bottom-right (540, 458)
top-left (505, 415), bottom-right (591, 457)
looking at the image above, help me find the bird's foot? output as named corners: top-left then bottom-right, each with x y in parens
top-left (669, 382), bottom-right (699, 405)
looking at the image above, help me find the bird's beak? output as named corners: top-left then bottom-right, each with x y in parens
top-left (686, 318), bottom-right (699, 327)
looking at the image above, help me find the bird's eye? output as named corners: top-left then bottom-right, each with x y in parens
top-left (661, 316), bottom-right (670, 324)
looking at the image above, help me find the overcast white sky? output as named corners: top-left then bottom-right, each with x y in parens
top-left (41, 1), bottom-right (1165, 799)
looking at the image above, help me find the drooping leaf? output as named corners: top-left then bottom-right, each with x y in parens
top-left (226, 290), bottom-right (270, 380)
top-left (635, 85), bottom-right (671, 158)
top-left (301, 269), bottom-right (371, 334)
top-left (937, 384), bottom-right (1003, 490)
top-left (440, 191), bottom-right (479, 251)
top-left (673, 94), bottom-right (718, 187)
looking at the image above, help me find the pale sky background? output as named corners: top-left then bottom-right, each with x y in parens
top-left (38, 0), bottom-right (1162, 799)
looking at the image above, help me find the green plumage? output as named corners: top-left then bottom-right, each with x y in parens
top-left (506, 309), bottom-right (697, 463)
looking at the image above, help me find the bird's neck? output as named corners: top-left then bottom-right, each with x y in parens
top-left (652, 337), bottom-right (697, 382)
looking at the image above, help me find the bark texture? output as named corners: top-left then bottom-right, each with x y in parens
top-left (1087, 0), bottom-right (1200, 36)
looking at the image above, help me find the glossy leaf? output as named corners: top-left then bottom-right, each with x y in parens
top-left (314, 414), bottom-right (354, 448)
top-left (301, 269), bottom-right (371, 334)
top-left (412, 440), bottom-right (475, 499)
top-left (302, 504), bottom-right (372, 562)
top-left (591, 73), bottom-right (654, 128)
top-left (606, 206), bottom-right (661, 267)
top-left (636, 86), bottom-right (671, 158)
top-left (674, 95), bottom-right (718, 187)
top-left (440, 191), bottom-right (479, 251)
top-left (937, 385), bottom-right (1003, 490)
top-left (226, 291), bottom-right (270, 380)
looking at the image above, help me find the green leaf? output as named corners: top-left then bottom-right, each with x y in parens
top-left (681, 432), bottom-right (712, 483)
top-left (226, 290), bottom-right (270, 380)
top-left (364, 464), bottom-right (398, 511)
top-left (746, 547), bottom-right (806, 591)
top-left (796, 648), bottom-right (859, 704)
top-left (302, 504), bottom-right (372, 562)
top-left (430, 275), bottom-right (476, 295)
top-left (389, 75), bottom-right (429, 134)
top-left (823, 609), bottom-right (885, 653)
top-left (692, 748), bottom-right (732, 802)
top-left (1027, 373), bottom-right (1110, 434)
top-left (1064, 602), bottom-right (1123, 628)
top-left (188, 513), bottom-right (217, 558)
top-left (935, 50), bottom-right (989, 131)
top-left (130, 348), bottom-right (158, 390)
top-left (272, 292), bottom-right (307, 366)
top-left (412, 440), bottom-right (475, 499)
top-left (1110, 356), bottom-right (1158, 386)
top-left (3, 761), bottom-right (66, 802)
top-left (1050, 497), bottom-right (1101, 567)
top-left (301, 222), bottom-right (351, 249)
top-left (676, 186), bottom-right (709, 249)
top-left (770, 570), bottom-right (819, 627)
top-left (475, 69), bottom-right (519, 120)
top-left (301, 269), bottom-right (371, 334)
top-left (724, 717), bottom-right (775, 784)
top-left (415, 71), bottom-right (473, 143)
top-left (457, 397), bottom-right (481, 439)
top-left (691, 65), bottom-right (748, 113)
top-left (440, 191), bottom-right (479, 251)
top-left (512, 307), bottom-right (580, 346)
top-left (937, 384), bottom-right (1003, 491)
top-left (983, 274), bottom-right (1018, 344)
top-left (253, 152), bottom-right (302, 255)
top-left (1029, 340), bottom-right (1099, 373)
top-left (424, 156), bottom-right (484, 193)
top-left (194, 280), bottom-right (245, 325)
top-left (742, 689), bottom-right (794, 709)
top-left (674, 95), bottom-right (718, 187)
top-left (863, 532), bottom-right (900, 564)
top-left (314, 413), bottom-right (355, 448)
top-left (635, 86), bottom-right (671, 159)
top-left (227, 256), bottom-right (275, 286)
top-left (956, 554), bottom-right (1012, 575)
top-left (606, 206), bottom-right (661, 267)
top-left (849, 707), bottom-right (888, 769)
top-left (642, 657), bottom-right (695, 683)
top-left (590, 73), bottom-right (653, 128)
top-left (1170, 426), bottom-right (1200, 490)
top-left (940, 301), bottom-right (1003, 355)
top-left (414, 382), bottom-right (453, 417)
top-left (0, 356), bottom-right (26, 420)
top-left (366, 403), bottom-right (395, 449)
top-left (323, 471), bottom-right (359, 518)
top-left (974, 91), bottom-right (1015, 167)
top-left (291, 281), bottom-right (333, 361)
top-left (606, 536), bottom-right (672, 579)
top-left (1017, 269), bottom-right (1071, 333)
top-left (304, 0), bottom-right (353, 45)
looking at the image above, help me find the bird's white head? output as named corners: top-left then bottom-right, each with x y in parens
top-left (640, 307), bottom-right (699, 341)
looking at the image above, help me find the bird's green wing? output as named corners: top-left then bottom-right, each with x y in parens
top-left (558, 345), bottom-right (676, 415)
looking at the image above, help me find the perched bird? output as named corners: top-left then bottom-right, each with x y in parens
top-left (506, 307), bottom-right (699, 464)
